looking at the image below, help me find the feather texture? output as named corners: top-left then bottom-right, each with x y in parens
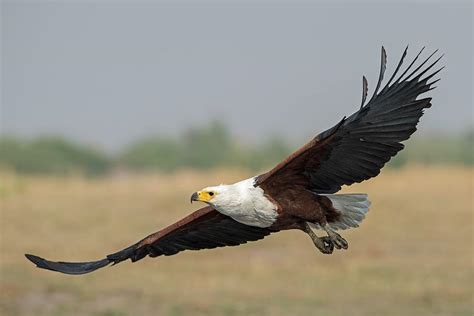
top-left (25, 206), bottom-right (273, 275)
top-left (256, 47), bottom-right (442, 194)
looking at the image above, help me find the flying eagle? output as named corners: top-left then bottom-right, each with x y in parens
top-left (26, 47), bottom-right (442, 275)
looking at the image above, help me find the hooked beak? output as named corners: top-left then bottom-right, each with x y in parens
top-left (190, 192), bottom-right (199, 203)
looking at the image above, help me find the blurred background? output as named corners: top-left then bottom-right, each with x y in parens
top-left (1, 1), bottom-right (472, 315)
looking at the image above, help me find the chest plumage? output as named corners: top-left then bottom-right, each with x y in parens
top-left (209, 178), bottom-right (279, 228)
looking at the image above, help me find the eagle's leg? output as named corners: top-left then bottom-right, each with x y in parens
top-left (323, 224), bottom-right (348, 250)
top-left (303, 223), bottom-right (334, 254)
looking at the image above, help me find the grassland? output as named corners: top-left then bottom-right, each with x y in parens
top-left (1, 166), bottom-right (473, 316)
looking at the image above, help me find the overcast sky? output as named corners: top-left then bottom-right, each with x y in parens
top-left (2, 0), bottom-right (472, 151)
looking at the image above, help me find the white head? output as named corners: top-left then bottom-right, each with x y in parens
top-left (190, 178), bottom-right (257, 212)
top-left (189, 177), bottom-right (278, 228)
top-left (190, 184), bottom-right (236, 209)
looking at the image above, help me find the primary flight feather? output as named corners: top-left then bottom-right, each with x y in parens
top-left (26, 46), bottom-right (442, 274)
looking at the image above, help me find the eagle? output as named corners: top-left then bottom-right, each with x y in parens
top-left (26, 46), bottom-right (442, 275)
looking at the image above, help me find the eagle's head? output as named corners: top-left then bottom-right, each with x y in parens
top-left (190, 177), bottom-right (256, 211)
top-left (190, 185), bottom-right (229, 207)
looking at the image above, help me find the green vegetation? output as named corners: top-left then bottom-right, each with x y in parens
top-left (118, 122), bottom-right (292, 172)
top-left (119, 122), bottom-right (242, 171)
top-left (388, 131), bottom-right (474, 168)
top-left (0, 136), bottom-right (110, 176)
top-left (0, 124), bottom-right (472, 176)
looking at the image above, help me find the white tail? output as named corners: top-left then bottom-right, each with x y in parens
top-left (321, 193), bottom-right (371, 230)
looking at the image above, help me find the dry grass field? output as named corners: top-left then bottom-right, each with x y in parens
top-left (1, 166), bottom-right (473, 316)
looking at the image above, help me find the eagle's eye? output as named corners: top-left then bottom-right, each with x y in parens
top-left (209, 192), bottom-right (214, 196)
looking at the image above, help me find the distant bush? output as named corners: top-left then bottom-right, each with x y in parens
top-left (0, 136), bottom-right (110, 175)
top-left (118, 137), bottom-right (184, 171)
top-left (120, 125), bottom-right (474, 172)
top-left (388, 131), bottom-right (474, 168)
top-left (1, 126), bottom-right (472, 176)
top-left (180, 121), bottom-right (238, 169)
top-left (118, 121), bottom-right (292, 172)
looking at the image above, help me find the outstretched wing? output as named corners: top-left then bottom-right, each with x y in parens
top-left (256, 47), bottom-right (442, 194)
top-left (25, 206), bottom-right (273, 275)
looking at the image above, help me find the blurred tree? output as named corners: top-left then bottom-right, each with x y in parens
top-left (0, 136), bottom-right (110, 175)
top-left (1, 127), bottom-right (472, 176)
top-left (387, 129), bottom-right (474, 168)
top-left (118, 137), bottom-right (184, 171)
top-left (181, 121), bottom-right (236, 169)
top-left (242, 136), bottom-right (292, 171)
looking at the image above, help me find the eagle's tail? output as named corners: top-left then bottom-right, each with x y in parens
top-left (322, 193), bottom-right (371, 230)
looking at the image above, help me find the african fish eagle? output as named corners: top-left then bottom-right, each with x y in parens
top-left (25, 46), bottom-right (442, 275)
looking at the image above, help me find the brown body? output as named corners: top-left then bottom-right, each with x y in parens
top-left (256, 131), bottom-right (344, 232)
top-left (264, 188), bottom-right (338, 231)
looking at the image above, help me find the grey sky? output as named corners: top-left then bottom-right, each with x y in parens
top-left (2, 0), bottom-right (472, 151)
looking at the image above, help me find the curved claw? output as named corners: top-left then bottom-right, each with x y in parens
top-left (319, 236), bottom-right (335, 254)
top-left (323, 224), bottom-right (349, 250)
top-left (329, 233), bottom-right (348, 250)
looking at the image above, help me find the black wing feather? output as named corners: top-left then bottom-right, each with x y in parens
top-left (367, 46), bottom-right (387, 104)
top-left (308, 47), bottom-right (442, 193)
top-left (25, 207), bottom-right (273, 275)
top-left (360, 76), bottom-right (368, 109)
top-left (256, 47), bottom-right (441, 194)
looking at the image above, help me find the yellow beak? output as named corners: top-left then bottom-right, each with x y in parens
top-left (190, 191), bottom-right (214, 203)
top-left (190, 192), bottom-right (199, 203)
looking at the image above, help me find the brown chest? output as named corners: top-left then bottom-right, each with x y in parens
top-left (264, 186), bottom-right (336, 231)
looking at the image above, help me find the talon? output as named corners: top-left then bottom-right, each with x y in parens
top-left (303, 223), bottom-right (335, 255)
top-left (320, 236), bottom-right (334, 254)
top-left (320, 246), bottom-right (333, 254)
top-left (324, 224), bottom-right (349, 251)
top-left (340, 238), bottom-right (348, 249)
top-left (314, 236), bottom-right (334, 254)
top-left (333, 234), bottom-right (348, 250)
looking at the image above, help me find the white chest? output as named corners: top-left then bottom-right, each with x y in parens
top-left (212, 178), bottom-right (279, 228)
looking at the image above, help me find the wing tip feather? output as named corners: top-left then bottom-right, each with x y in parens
top-left (360, 75), bottom-right (368, 109)
top-left (25, 253), bottom-right (112, 275)
top-left (25, 253), bottom-right (48, 268)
